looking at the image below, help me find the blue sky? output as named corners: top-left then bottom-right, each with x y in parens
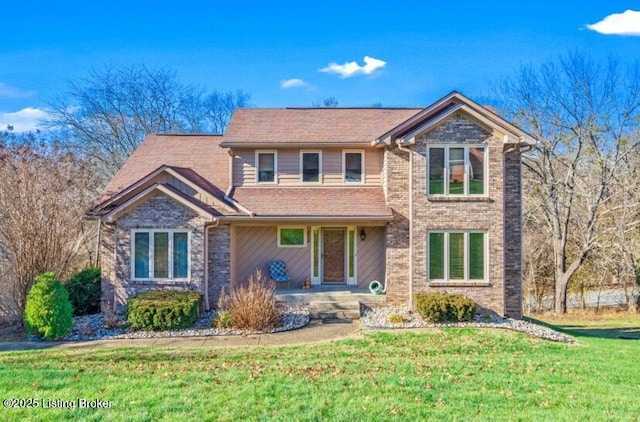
top-left (2, 1), bottom-right (640, 131)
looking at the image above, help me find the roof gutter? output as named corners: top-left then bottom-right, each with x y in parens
top-left (218, 215), bottom-right (393, 223)
top-left (220, 142), bottom-right (374, 148)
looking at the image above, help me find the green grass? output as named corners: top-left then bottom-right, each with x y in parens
top-left (1, 322), bottom-right (639, 421)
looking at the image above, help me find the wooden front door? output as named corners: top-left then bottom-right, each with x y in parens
top-left (322, 229), bottom-right (346, 284)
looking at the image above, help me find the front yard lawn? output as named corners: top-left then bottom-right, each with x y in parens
top-left (0, 319), bottom-right (638, 420)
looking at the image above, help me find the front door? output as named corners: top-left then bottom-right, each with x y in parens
top-left (322, 228), bottom-right (346, 284)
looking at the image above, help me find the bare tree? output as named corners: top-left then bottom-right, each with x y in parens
top-left (312, 96), bottom-right (339, 107)
top-left (46, 65), bottom-right (250, 180)
top-left (0, 131), bottom-right (100, 320)
top-left (497, 53), bottom-right (640, 313)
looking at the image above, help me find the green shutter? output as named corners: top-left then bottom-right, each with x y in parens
top-left (469, 233), bottom-right (485, 280)
top-left (428, 233), bottom-right (445, 280)
top-left (448, 233), bottom-right (464, 279)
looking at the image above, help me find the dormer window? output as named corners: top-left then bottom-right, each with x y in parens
top-left (256, 151), bottom-right (277, 183)
top-left (343, 150), bottom-right (364, 183)
top-left (301, 151), bottom-right (322, 183)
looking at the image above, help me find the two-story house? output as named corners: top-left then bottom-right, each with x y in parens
top-left (88, 92), bottom-right (535, 319)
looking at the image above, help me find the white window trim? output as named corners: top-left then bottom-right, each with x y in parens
top-left (131, 229), bottom-right (191, 281)
top-left (255, 150), bottom-right (278, 184)
top-left (277, 226), bottom-right (307, 248)
top-left (342, 149), bottom-right (365, 184)
top-left (427, 231), bottom-right (487, 282)
top-left (427, 145), bottom-right (488, 197)
top-left (300, 150), bottom-right (323, 184)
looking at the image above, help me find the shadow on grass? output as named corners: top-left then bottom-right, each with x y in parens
top-left (525, 316), bottom-right (640, 340)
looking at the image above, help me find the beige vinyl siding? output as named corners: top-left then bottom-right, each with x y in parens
top-left (232, 149), bottom-right (256, 186)
top-left (232, 148), bottom-right (382, 186)
top-left (234, 226), bottom-right (310, 286)
top-left (356, 226), bottom-right (386, 289)
top-left (161, 174), bottom-right (221, 208)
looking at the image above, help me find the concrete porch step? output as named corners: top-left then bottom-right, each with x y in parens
top-left (309, 300), bottom-right (361, 320)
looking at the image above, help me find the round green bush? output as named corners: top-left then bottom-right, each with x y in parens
top-left (23, 272), bottom-right (73, 340)
top-left (415, 292), bottom-right (475, 323)
top-left (127, 290), bottom-right (202, 331)
top-left (65, 266), bottom-right (101, 316)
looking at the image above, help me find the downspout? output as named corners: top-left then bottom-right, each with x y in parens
top-left (204, 218), bottom-right (220, 311)
top-left (396, 141), bottom-right (414, 310)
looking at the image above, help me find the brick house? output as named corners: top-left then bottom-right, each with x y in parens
top-left (88, 92), bottom-right (535, 319)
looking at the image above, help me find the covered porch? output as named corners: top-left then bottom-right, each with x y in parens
top-left (229, 223), bottom-right (388, 291)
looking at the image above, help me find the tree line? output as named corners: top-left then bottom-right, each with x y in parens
top-left (0, 55), bottom-right (639, 321)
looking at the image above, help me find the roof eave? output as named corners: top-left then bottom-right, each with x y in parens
top-left (218, 215), bottom-right (393, 222)
top-left (101, 183), bottom-right (218, 223)
top-left (220, 141), bottom-right (376, 148)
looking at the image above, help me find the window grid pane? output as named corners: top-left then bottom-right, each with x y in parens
top-left (345, 152), bottom-right (362, 183)
top-left (428, 148), bottom-right (445, 195)
top-left (448, 233), bottom-right (465, 279)
top-left (258, 153), bottom-right (275, 182)
top-left (173, 232), bottom-right (189, 279)
top-left (469, 147), bottom-right (485, 195)
top-left (428, 233), bottom-right (445, 280)
top-left (302, 153), bottom-right (320, 182)
top-left (280, 228), bottom-right (305, 246)
top-left (448, 148), bottom-right (465, 195)
top-left (134, 233), bottom-right (150, 279)
top-left (154, 232), bottom-right (169, 278)
top-left (468, 233), bottom-right (485, 280)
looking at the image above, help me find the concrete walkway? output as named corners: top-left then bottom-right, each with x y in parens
top-left (0, 320), bottom-right (364, 352)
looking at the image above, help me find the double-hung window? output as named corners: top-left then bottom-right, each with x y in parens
top-left (256, 151), bottom-right (277, 183)
top-left (343, 150), bottom-right (364, 183)
top-left (428, 231), bottom-right (486, 281)
top-left (428, 146), bottom-right (486, 196)
top-left (133, 230), bottom-right (190, 280)
top-left (301, 151), bottom-right (322, 183)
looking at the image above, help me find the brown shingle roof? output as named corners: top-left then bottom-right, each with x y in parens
top-left (101, 134), bottom-right (228, 199)
top-left (222, 108), bottom-right (422, 146)
top-left (229, 187), bottom-right (392, 219)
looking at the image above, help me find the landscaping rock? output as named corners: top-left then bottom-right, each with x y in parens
top-left (63, 303), bottom-right (309, 341)
top-left (361, 306), bottom-right (575, 343)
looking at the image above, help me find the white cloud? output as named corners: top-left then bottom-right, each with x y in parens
top-left (0, 107), bottom-right (50, 132)
top-left (0, 82), bottom-right (36, 99)
top-left (587, 9), bottom-right (640, 35)
top-left (280, 78), bottom-right (308, 89)
top-left (319, 56), bottom-right (387, 78)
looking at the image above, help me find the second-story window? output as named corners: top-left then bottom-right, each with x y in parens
top-left (256, 151), bottom-right (277, 183)
top-left (343, 150), bottom-right (364, 183)
top-left (428, 146), bottom-right (486, 196)
top-left (301, 151), bottom-right (321, 183)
